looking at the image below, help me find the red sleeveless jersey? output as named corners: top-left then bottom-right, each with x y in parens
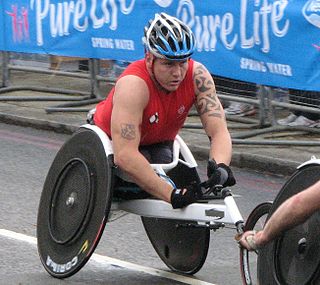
top-left (94, 59), bottom-right (195, 145)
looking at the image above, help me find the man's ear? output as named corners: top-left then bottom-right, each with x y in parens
top-left (145, 52), bottom-right (153, 68)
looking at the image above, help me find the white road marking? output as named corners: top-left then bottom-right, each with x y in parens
top-left (0, 228), bottom-right (218, 285)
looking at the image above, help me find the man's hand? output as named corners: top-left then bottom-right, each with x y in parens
top-left (206, 159), bottom-right (236, 187)
top-left (235, 230), bottom-right (262, 252)
top-left (170, 183), bottom-right (202, 209)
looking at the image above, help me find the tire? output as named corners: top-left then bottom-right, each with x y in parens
top-left (240, 202), bottom-right (272, 285)
top-left (258, 163), bottom-right (320, 285)
top-left (37, 128), bottom-right (114, 278)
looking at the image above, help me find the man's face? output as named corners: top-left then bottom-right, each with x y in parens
top-left (151, 57), bottom-right (189, 92)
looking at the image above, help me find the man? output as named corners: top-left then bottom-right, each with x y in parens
top-left (238, 179), bottom-right (320, 250)
top-left (92, 13), bottom-right (235, 209)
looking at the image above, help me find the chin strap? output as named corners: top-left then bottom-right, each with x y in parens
top-left (150, 57), bottom-right (171, 94)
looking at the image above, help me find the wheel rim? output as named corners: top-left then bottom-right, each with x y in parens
top-left (240, 202), bottom-right (272, 285)
top-left (274, 212), bottom-right (320, 285)
top-left (49, 158), bottom-right (94, 245)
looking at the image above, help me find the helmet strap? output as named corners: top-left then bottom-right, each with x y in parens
top-left (146, 53), bottom-right (170, 93)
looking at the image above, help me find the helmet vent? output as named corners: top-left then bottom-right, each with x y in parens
top-left (168, 37), bottom-right (176, 52)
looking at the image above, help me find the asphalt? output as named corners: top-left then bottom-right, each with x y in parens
top-left (0, 74), bottom-right (319, 177)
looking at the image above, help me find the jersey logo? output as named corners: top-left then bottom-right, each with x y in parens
top-left (178, 105), bottom-right (186, 115)
top-left (149, 112), bottom-right (159, 124)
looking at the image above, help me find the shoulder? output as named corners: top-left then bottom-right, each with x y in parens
top-left (116, 75), bottom-right (149, 94)
top-left (191, 61), bottom-right (215, 95)
top-left (114, 75), bottom-right (149, 107)
top-left (192, 60), bottom-right (211, 77)
top-left (120, 59), bottom-right (148, 78)
top-left (118, 59), bottom-right (151, 89)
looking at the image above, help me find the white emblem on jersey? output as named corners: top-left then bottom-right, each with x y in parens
top-left (149, 112), bottom-right (159, 124)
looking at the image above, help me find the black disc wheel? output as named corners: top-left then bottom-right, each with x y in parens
top-left (141, 217), bottom-right (210, 275)
top-left (258, 163), bottom-right (320, 285)
top-left (37, 127), bottom-right (114, 278)
top-left (240, 202), bottom-right (272, 285)
top-left (141, 156), bottom-right (209, 275)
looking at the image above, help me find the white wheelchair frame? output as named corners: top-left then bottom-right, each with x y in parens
top-left (82, 124), bottom-right (244, 228)
top-left (297, 155), bottom-right (320, 169)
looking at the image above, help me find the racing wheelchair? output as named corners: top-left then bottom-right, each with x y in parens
top-left (250, 157), bottom-right (320, 285)
top-left (36, 124), bottom-right (320, 284)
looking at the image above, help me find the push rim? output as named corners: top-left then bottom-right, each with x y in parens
top-left (240, 202), bottom-right (272, 285)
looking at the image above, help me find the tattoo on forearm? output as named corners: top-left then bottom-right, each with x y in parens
top-left (120, 123), bottom-right (136, 140)
top-left (194, 65), bottom-right (222, 118)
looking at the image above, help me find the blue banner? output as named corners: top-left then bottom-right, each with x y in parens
top-left (0, 0), bottom-right (5, 50)
top-left (1, 0), bottom-right (320, 91)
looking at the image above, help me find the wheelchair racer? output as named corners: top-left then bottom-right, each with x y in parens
top-left (92, 13), bottom-right (236, 209)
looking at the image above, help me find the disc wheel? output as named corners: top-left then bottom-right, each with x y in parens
top-left (240, 202), bottom-right (272, 285)
top-left (141, 217), bottom-right (210, 275)
top-left (142, 157), bottom-right (209, 275)
top-left (258, 164), bottom-right (320, 285)
top-left (37, 128), bottom-right (114, 278)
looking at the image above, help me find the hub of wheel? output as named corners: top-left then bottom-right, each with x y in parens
top-left (48, 159), bottom-right (93, 245)
top-left (66, 192), bottom-right (77, 207)
top-left (297, 237), bottom-right (307, 255)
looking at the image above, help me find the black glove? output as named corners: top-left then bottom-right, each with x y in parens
top-left (170, 183), bottom-right (202, 209)
top-left (206, 159), bottom-right (236, 188)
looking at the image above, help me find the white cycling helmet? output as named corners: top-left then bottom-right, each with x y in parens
top-left (143, 13), bottom-right (196, 61)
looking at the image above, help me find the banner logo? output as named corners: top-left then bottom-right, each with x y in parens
top-left (30, 0), bottom-right (136, 46)
top-left (6, 4), bottom-right (30, 43)
top-left (302, 0), bottom-right (320, 28)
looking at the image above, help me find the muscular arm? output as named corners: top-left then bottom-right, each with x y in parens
top-left (240, 179), bottom-right (320, 248)
top-left (193, 62), bottom-right (232, 164)
top-left (256, 179), bottom-right (320, 245)
top-left (111, 75), bottom-right (173, 202)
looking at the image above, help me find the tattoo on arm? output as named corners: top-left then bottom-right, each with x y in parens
top-left (120, 123), bottom-right (136, 140)
top-left (194, 65), bottom-right (222, 118)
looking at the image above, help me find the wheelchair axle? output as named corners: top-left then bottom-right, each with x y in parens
top-left (177, 221), bottom-right (225, 231)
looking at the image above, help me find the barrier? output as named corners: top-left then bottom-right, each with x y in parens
top-left (0, 51), bottom-right (100, 99)
top-left (0, 52), bottom-right (118, 113)
top-left (1, 51), bottom-right (319, 147)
